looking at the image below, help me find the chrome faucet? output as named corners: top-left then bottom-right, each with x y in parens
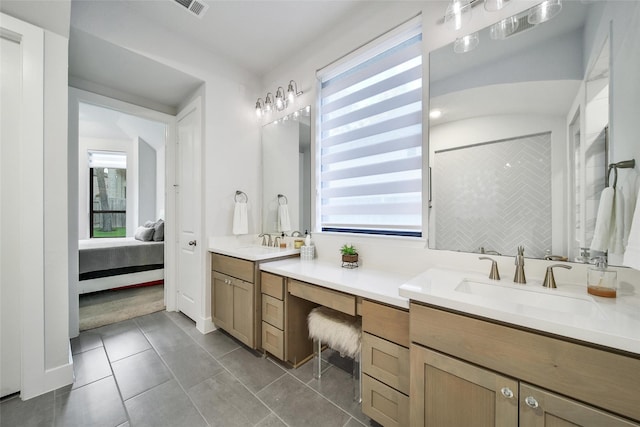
top-left (291, 231), bottom-right (302, 237)
top-left (273, 236), bottom-right (281, 247)
top-left (513, 246), bottom-right (526, 284)
top-left (479, 257), bottom-right (500, 280)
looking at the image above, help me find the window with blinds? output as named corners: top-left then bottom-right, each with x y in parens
top-left (318, 19), bottom-right (423, 236)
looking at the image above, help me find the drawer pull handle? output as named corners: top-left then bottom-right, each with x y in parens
top-left (525, 396), bottom-right (539, 409)
top-left (500, 387), bottom-right (514, 399)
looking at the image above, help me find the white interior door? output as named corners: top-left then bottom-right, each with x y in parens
top-left (1, 29), bottom-right (23, 398)
top-left (175, 98), bottom-right (202, 322)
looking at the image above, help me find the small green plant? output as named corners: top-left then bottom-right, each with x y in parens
top-left (339, 244), bottom-right (357, 255)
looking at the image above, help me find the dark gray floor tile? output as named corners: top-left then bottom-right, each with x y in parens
top-left (125, 379), bottom-right (206, 427)
top-left (92, 318), bottom-right (139, 337)
top-left (344, 418), bottom-right (367, 427)
top-left (255, 413), bottom-right (288, 427)
top-left (117, 423), bottom-right (130, 427)
top-left (187, 371), bottom-right (270, 427)
top-left (285, 355), bottom-right (330, 384)
top-left (135, 311), bottom-right (174, 333)
top-left (187, 328), bottom-right (240, 358)
top-left (143, 322), bottom-right (195, 355)
top-left (112, 349), bottom-right (172, 400)
top-left (54, 376), bottom-right (127, 427)
top-left (165, 310), bottom-right (196, 330)
top-left (218, 347), bottom-right (285, 393)
top-left (70, 331), bottom-right (103, 355)
top-left (161, 344), bottom-right (224, 389)
top-left (309, 366), bottom-right (369, 424)
top-left (72, 347), bottom-right (112, 389)
top-left (257, 375), bottom-right (351, 427)
top-left (103, 327), bottom-right (151, 362)
top-left (0, 391), bottom-right (54, 427)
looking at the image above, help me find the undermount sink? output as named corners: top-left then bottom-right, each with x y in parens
top-left (455, 279), bottom-right (604, 318)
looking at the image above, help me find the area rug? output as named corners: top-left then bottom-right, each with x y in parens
top-left (80, 284), bottom-right (165, 331)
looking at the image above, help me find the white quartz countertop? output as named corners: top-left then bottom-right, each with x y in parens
top-left (399, 268), bottom-right (640, 355)
top-left (208, 244), bottom-right (300, 261)
top-left (260, 259), bottom-right (412, 309)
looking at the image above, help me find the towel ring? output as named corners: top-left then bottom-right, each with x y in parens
top-left (235, 190), bottom-right (248, 203)
top-left (606, 159), bottom-right (636, 189)
top-left (278, 194), bottom-right (288, 205)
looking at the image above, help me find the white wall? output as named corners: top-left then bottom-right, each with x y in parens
top-left (138, 137), bottom-right (157, 224)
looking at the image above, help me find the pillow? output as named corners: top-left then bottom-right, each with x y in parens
top-left (134, 225), bottom-right (155, 241)
top-left (153, 219), bottom-right (164, 241)
top-left (144, 220), bottom-right (155, 228)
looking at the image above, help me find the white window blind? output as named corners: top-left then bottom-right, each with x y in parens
top-left (318, 19), bottom-right (423, 236)
top-left (88, 150), bottom-right (127, 169)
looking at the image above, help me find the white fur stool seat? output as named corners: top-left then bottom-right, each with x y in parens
top-left (307, 306), bottom-right (362, 402)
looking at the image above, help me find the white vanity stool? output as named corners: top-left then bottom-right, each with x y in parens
top-left (307, 306), bottom-right (362, 402)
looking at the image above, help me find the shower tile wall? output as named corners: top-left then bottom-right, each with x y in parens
top-left (433, 133), bottom-right (552, 258)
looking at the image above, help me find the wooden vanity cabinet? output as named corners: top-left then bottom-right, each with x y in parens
top-left (409, 303), bottom-right (640, 427)
top-left (361, 300), bottom-right (410, 427)
top-left (261, 272), bottom-right (285, 359)
top-left (211, 253), bottom-right (259, 349)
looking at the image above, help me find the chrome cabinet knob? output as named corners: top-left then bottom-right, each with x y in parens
top-left (500, 387), bottom-right (514, 399)
top-left (525, 396), bottom-right (539, 409)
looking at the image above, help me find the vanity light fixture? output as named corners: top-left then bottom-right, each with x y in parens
top-left (264, 92), bottom-right (274, 114)
top-left (484, 0), bottom-right (510, 12)
top-left (255, 80), bottom-right (304, 118)
top-left (489, 15), bottom-right (519, 40)
top-left (454, 32), bottom-right (479, 53)
top-left (275, 87), bottom-right (286, 111)
top-left (445, 0), bottom-right (472, 31)
top-left (528, 0), bottom-right (562, 25)
top-left (287, 80), bottom-right (303, 103)
top-left (255, 98), bottom-right (264, 117)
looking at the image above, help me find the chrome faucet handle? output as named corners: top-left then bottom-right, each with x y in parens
top-left (542, 264), bottom-right (572, 289)
top-left (479, 257), bottom-right (500, 280)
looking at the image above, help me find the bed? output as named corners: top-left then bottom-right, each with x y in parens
top-left (78, 237), bottom-right (164, 294)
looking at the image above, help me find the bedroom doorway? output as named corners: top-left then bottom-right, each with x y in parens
top-left (71, 89), bottom-right (175, 333)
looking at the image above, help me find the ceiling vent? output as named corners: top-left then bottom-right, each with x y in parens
top-left (173, 0), bottom-right (209, 18)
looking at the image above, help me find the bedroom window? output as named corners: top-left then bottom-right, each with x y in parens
top-left (317, 16), bottom-right (423, 237)
top-left (89, 151), bottom-right (127, 238)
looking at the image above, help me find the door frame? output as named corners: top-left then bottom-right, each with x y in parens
top-left (68, 88), bottom-right (177, 337)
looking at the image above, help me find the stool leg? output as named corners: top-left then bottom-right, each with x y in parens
top-left (353, 351), bottom-right (361, 403)
top-left (313, 339), bottom-right (322, 380)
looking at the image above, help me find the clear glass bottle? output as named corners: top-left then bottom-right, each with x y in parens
top-left (587, 257), bottom-right (617, 298)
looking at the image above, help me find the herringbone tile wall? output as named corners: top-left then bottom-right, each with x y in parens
top-left (432, 132), bottom-right (552, 258)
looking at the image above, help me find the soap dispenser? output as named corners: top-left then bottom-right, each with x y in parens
top-left (587, 257), bottom-right (617, 298)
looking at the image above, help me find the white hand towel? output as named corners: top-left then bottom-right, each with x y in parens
top-left (623, 186), bottom-right (640, 270)
top-left (609, 188), bottom-right (625, 255)
top-left (621, 173), bottom-right (639, 249)
top-left (590, 187), bottom-right (615, 252)
top-left (232, 202), bottom-right (248, 235)
top-left (278, 204), bottom-right (291, 232)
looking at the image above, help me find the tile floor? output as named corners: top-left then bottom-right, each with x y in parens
top-left (0, 310), bottom-right (381, 427)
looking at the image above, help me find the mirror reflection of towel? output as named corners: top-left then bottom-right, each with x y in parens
top-left (590, 187), bottom-right (615, 253)
top-left (278, 204), bottom-right (291, 232)
top-left (624, 186), bottom-right (640, 270)
top-left (233, 202), bottom-right (248, 235)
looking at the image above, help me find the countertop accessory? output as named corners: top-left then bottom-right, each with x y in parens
top-left (513, 246), bottom-right (526, 284)
top-left (479, 256), bottom-right (500, 280)
top-left (340, 244), bottom-right (359, 268)
top-left (542, 264), bottom-right (572, 288)
top-left (588, 256), bottom-right (617, 298)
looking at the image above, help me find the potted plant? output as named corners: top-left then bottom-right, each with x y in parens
top-left (340, 244), bottom-right (358, 264)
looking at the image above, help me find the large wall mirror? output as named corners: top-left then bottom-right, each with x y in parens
top-left (262, 106), bottom-right (312, 235)
top-left (428, 1), bottom-right (640, 265)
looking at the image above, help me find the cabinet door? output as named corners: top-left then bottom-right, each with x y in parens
top-left (232, 279), bottom-right (254, 347)
top-left (520, 383), bottom-right (639, 427)
top-left (410, 344), bottom-right (518, 427)
top-left (212, 272), bottom-right (233, 330)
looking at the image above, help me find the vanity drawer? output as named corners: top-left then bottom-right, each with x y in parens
top-left (261, 272), bottom-right (284, 300)
top-left (363, 300), bottom-right (409, 347)
top-left (362, 374), bottom-right (409, 427)
top-left (362, 332), bottom-right (410, 395)
top-left (410, 303), bottom-right (640, 422)
top-left (212, 253), bottom-right (254, 283)
top-left (288, 279), bottom-right (356, 316)
top-left (262, 321), bottom-right (284, 360)
top-left (262, 294), bottom-right (284, 329)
